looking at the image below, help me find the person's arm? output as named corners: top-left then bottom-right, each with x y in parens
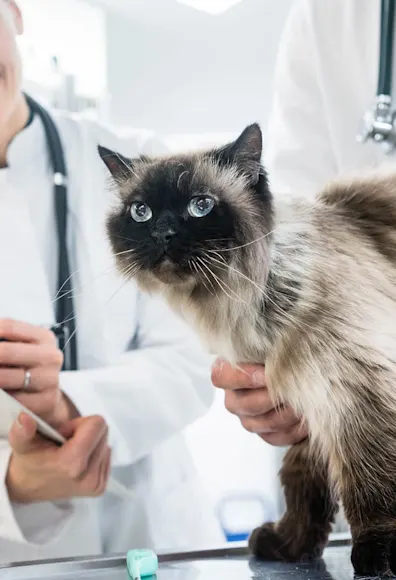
top-left (0, 321), bottom-right (110, 548)
top-left (0, 414), bottom-right (110, 547)
top-left (264, 0), bottom-right (338, 196)
top-left (60, 293), bottom-right (214, 467)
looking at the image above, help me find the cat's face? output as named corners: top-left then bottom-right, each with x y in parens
top-left (99, 124), bottom-right (273, 295)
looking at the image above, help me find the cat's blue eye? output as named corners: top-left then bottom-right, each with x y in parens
top-left (130, 202), bottom-right (152, 223)
top-left (188, 196), bottom-right (215, 218)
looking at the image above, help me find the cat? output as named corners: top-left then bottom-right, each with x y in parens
top-left (99, 124), bottom-right (396, 577)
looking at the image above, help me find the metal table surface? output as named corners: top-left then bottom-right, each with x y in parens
top-left (0, 535), bottom-right (354, 580)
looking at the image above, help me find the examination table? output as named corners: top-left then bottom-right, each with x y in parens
top-left (0, 534), bottom-right (357, 580)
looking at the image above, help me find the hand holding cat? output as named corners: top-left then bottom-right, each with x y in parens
top-left (211, 359), bottom-right (308, 446)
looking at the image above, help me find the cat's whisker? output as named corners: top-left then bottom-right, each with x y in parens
top-left (202, 238), bottom-right (234, 244)
top-left (190, 259), bottom-right (209, 294)
top-left (55, 261), bottom-right (140, 337)
top-left (197, 257), bottom-right (246, 304)
top-left (120, 262), bottom-right (140, 279)
top-left (208, 201), bottom-right (323, 254)
top-left (196, 257), bottom-right (229, 298)
top-left (201, 257), bottom-right (260, 313)
top-left (61, 273), bottom-right (135, 357)
top-left (113, 235), bottom-right (139, 244)
top-left (53, 247), bottom-right (139, 304)
top-left (207, 254), bottom-right (267, 293)
top-left (52, 264), bottom-right (122, 305)
top-left (177, 170), bottom-right (189, 190)
top-left (113, 247), bottom-right (138, 257)
top-left (206, 255), bottom-right (310, 331)
top-left (191, 258), bottom-right (216, 297)
top-left (206, 250), bottom-right (228, 266)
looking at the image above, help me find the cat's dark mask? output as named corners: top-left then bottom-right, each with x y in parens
top-left (98, 123), bottom-right (273, 290)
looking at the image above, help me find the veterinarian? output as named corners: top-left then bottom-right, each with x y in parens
top-left (214, 1), bottom-right (390, 444)
top-left (0, 0), bottom-right (224, 563)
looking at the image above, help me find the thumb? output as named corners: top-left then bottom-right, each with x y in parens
top-left (8, 412), bottom-right (38, 454)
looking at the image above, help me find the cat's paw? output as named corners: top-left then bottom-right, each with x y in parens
top-left (249, 522), bottom-right (287, 561)
top-left (351, 530), bottom-right (396, 577)
top-left (248, 522), bottom-right (324, 563)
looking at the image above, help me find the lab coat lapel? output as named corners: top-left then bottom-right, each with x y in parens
top-left (66, 196), bottom-right (110, 369)
top-left (57, 117), bottom-right (140, 369)
top-left (63, 127), bottom-right (121, 369)
top-left (0, 173), bottom-right (55, 327)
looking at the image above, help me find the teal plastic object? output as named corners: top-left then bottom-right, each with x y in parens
top-left (126, 549), bottom-right (158, 580)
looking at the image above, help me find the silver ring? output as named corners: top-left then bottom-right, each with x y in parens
top-left (23, 370), bottom-right (31, 390)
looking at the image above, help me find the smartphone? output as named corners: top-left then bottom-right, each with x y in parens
top-left (0, 389), bottom-right (133, 500)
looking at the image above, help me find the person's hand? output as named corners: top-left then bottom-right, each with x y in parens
top-left (6, 413), bottom-right (111, 503)
top-left (212, 360), bottom-right (308, 446)
top-left (0, 319), bottom-right (78, 427)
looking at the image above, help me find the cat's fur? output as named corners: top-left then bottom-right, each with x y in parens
top-left (99, 124), bottom-right (396, 577)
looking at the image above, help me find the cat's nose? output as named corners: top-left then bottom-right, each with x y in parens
top-left (151, 227), bottom-right (177, 245)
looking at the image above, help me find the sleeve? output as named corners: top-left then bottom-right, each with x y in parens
top-left (60, 293), bottom-right (214, 467)
top-left (0, 440), bottom-right (75, 547)
top-left (264, 0), bottom-right (338, 197)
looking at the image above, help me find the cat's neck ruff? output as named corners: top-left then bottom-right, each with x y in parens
top-left (166, 194), bottom-right (314, 366)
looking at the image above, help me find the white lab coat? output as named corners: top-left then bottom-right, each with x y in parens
top-left (265, 0), bottom-right (392, 532)
top-left (0, 109), bottom-right (224, 563)
top-left (265, 0), bottom-right (388, 197)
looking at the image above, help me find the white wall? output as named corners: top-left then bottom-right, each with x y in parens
top-left (105, 0), bottom-right (293, 136)
top-left (19, 0), bottom-right (106, 100)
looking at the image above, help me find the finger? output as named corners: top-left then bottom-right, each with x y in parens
top-left (80, 431), bottom-right (109, 479)
top-left (94, 446), bottom-right (112, 496)
top-left (0, 368), bottom-right (56, 392)
top-left (260, 424), bottom-right (309, 447)
top-left (240, 408), bottom-right (302, 435)
top-left (59, 416), bottom-right (108, 478)
top-left (0, 319), bottom-right (56, 345)
top-left (103, 447), bottom-right (112, 488)
top-left (211, 359), bottom-right (266, 390)
top-left (79, 437), bottom-right (110, 496)
top-left (94, 445), bottom-right (112, 497)
top-left (0, 342), bottom-right (63, 368)
top-left (11, 389), bottom-right (60, 420)
top-left (225, 388), bottom-right (274, 417)
top-left (8, 412), bottom-right (38, 454)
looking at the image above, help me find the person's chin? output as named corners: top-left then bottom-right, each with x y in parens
top-left (0, 92), bottom-right (13, 124)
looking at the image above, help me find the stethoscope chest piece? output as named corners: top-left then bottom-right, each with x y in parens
top-left (358, 94), bottom-right (396, 153)
top-left (359, 0), bottom-right (396, 153)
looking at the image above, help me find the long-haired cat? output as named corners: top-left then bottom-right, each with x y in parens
top-left (99, 124), bottom-right (396, 577)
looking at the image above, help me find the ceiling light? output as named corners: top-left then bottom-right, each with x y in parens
top-left (176, 0), bottom-right (243, 15)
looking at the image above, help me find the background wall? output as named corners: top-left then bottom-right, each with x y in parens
top-left (103, 0), bottom-right (293, 136)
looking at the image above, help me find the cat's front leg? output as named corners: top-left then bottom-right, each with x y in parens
top-left (249, 439), bottom-right (338, 562)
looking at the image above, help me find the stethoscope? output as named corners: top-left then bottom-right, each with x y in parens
top-left (24, 94), bottom-right (78, 371)
top-left (359, 0), bottom-right (396, 152)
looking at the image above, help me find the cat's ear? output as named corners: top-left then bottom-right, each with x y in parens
top-left (98, 145), bottom-right (136, 182)
top-left (230, 123), bottom-right (263, 184)
top-left (214, 123), bottom-right (263, 185)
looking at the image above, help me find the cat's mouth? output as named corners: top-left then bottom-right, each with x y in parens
top-left (151, 251), bottom-right (191, 284)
